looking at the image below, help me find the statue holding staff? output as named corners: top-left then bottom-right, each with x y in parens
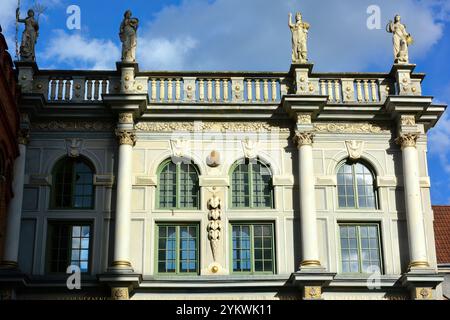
top-left (119, 10), bottom-right (139, 63)
top-left (386, 14), bottom-right (413, 64)
top-left (16, 8), bottom-right (39, 62)
top-left (288, 12), bottom-right (310, 63)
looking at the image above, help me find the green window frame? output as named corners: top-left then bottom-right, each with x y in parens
top-left (46, 221), bottom-right (92, 274)
top-left (338, 223), bottom-right (383, 274)
top-left (337, 161), bottom-right (378, 209)
top-left (51, 157), bottom-right (95, 209)
top-left (230, 159), bottom-right (274, 209)
top-left (157, 159), bottom-right (200, 210)
top-left (230, 223), bottom-right (275, 274)
top-left (156, 223), bottom-right (199, 275)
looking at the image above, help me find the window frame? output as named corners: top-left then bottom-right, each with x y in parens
top-left (156, 159), bottom-right (201, 210)
top-left (45, 220), bottom-right (93, 275)
top-left (50, 156), bottom-right (96, 210)
top-left (337, 222), bottom-right (384, 275)
top-left (155, 222), bottom-right (200, 276)
top-left (336, 160), bottom-right (379, 210)
top-left (229, 159), bottom-right (274, 209)
top-left (229, 222), bottom-right (276, 275)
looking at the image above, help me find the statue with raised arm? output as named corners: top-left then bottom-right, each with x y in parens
top-left (289, 12), bottom-right (310, 64)
top-left (119, 10), bottom-right (139, 63)
top-left (16, 8), bottom-right (39, 62)
top-left (386, 14), bottom-right (413, 64)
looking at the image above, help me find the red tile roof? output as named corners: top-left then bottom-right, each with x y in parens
top-left (433, 206), bottom-right (450, 264)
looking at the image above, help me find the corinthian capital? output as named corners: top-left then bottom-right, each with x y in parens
top-left (115, 129), bottom-right (136, 146)
top-left (395, 133), bottom-right (419, 149)
top-left (18, 128), bottom-right (30, 145)
top-left (293, 130), bottom-right (314, 147)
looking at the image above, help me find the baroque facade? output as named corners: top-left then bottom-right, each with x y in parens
top-left (0, 11), bottom-right (448, 300)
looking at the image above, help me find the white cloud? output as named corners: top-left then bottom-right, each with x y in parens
top-left (137, 36), bottom-right (198, 70)
top-left (42, 30), bottom-right (120, 70)
top-left (131, 0), bottom-right (446, 71)
top-left (429, 85), bottom-right (450, 174)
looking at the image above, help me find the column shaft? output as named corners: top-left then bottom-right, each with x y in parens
top-left (295, 131), bottom-right (321, 267)
top-left (112, 142), bottom-right (133, 268)
top-left (402, 144), bottom-right (428, 266)
top-left (2, 144), bottom-right (27, 266)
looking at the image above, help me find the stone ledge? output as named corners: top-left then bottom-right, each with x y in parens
top-left (134, 175), bottom-right (157, 186)
top-left (273, 175), bottom-right (294, 186)
top-left (199, 176), bottom-right (229, 187)
top-left (94, 174), bottom-right (115, 186)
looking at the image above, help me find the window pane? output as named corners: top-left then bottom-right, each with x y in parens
top-left (48, 223), bottom-right (91, 273)
top-left (231, 163), bottom-right (250, 208)
top-left (251, 163), bottom-right (273, 208)
top-left (179, 164), bottom-right (200, 209)
top-left (232, 224), bottom-right (274, 274)
top-left (339, 224), bottom-right (381, 274)
top-left (158, 162), bottom-right (177, 209)
top-left (157, 225), bottom-right (198, 274)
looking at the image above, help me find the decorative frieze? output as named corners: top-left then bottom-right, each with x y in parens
top-left (395, 133), bottom-right (419, 149)
top-left (313, 123), bottom-right (390, 134)
top-left (135, 122), bottom-right (291, 133)
top-left (31, 121), bottom-right (114, 131)
top-left (293, 131), bottom-right (314, 146)
top-left (115, 129), bottom-right (136, 146)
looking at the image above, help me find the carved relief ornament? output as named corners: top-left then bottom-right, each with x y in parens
top-left (115, 129), bottom-right (136, 146)
top-left (395, 133), bottom-right (419, 149)
top-left (293, 131), bottom-right (314, 146)
top-left (345, 140), bottom-right (365, 160)
top-left (118, 113), bottom-right (133, 124)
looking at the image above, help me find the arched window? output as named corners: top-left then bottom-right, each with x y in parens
top-left (337, 161), bottom-right (377, 209)
top-left (157, 159), bottom-right (200, 209)
top-left (51, 157), bottom-right (95, 209)
top-left (230, 159), bottom-right (274, 209)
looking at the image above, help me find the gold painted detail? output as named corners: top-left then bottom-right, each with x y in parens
top-left (118, 113), bottom-right (133, 124)
top-left (135, 122), bottom-right (291, 133)
top-left (111, 287), bottom-right (129, 300)
top-left (0, 260), bottom-right (18, 268)
top-left (304, 286), bottom-right (322, 299)
top-left (395, 133), bottom-right (419, 149)
top-left (414, 287), bottom-right (432, 300)
top-left (31, 121), bottom-right (114, 131)
top-left (111, 260), bottom-right (132, 267)
top-left (313, 123), bottom-right (390, 134)
top-left (293, 131), bottom-right (314, 146)
top-left (300, 259), bottom-right (321, 266)
top-left (115, 129), bottom-right (136, 146)
top-left (408, 260), bottom-right (429, 268)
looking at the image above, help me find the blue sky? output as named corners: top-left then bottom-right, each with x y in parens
top-left (1, 0), bottom-right (449, 204)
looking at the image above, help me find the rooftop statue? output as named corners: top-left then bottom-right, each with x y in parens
top-left (16, 8), bottom-right (39, 62)
top-left (386, 14), bottom-right (413, 64)
top-left (288, 12), bottom-right (310, 64)
top-left (119, 10), bottom-right (139, 63)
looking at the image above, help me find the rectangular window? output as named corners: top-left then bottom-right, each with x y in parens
top-left (339, 224), bottom-right (382, 274)
top-left (47, 222), bottom-right (92, 273)
top-left (157, 224), bottom-right (199, 274)
top-left (231, 223), bottom-right (275, 274)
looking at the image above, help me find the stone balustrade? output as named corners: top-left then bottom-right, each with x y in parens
top-left (22, 69), bottom-right (419, 106)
